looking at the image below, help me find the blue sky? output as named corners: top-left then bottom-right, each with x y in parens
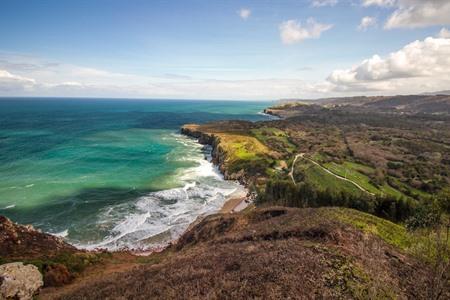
top-left (0, 0), bottom-right (449, 100)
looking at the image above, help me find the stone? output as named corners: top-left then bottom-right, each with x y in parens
top-left (0, 262), bottom-right (43, 300)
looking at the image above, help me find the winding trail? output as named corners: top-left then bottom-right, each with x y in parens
top-left (290, 153), bottom-right (375, 195)
top-left (288, 154), bottom-right (302, 185)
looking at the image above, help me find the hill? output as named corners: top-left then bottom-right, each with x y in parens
top-left (40, 207), bottom-right (446, 299)
top-left (2, 94), bottom-right (449, 299)
top-left (182, 101), bottom-right (450, 224)
top-left (273, 94), bottom-right (450, 116)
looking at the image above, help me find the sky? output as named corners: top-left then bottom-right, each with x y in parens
top-left (0, 0), bottom-right (449, 100)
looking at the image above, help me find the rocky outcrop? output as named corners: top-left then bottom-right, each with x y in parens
top-left (0, 216), bottom-right (76, 260)
top-left (0, 262), bottom-right (43, 300)
top-left (262, 108), bottom-right (282, 118)
top-left (181, 124), bottom-right (246, 184)
top-left (180, 124), bottom-right (216, 145)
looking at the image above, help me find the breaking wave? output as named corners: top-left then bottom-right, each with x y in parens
top-left (76, 134), bottom-right (244, 251)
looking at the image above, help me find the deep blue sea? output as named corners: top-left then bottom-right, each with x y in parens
top-left (0, 98), bottom-right (271, 249)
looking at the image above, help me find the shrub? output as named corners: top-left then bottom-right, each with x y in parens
top-left (405, 203), bottom-right (442, 230)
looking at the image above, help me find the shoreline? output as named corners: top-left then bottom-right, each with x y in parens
top-left (71, 134), bottom-right (250, 255)
top-left (181, 126), bottom-right (253, 214)
top-left (198, 134), bottom-right (251, 214)
top-left (220, 188), bottom-right (249, 213)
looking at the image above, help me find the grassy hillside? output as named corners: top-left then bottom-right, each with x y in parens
top-left (43, 206), bottom-right (448, 299)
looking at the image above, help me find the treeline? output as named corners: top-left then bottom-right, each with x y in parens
top-left (258, 179), bottom-right (417, 223)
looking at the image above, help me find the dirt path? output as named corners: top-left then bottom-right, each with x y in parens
top-left (290, 153), bottom-right (375, 195)
top-left (289, 154), bottom-right (302, 185)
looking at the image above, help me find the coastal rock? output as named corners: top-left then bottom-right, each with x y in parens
top-left (0, 262), bottom-right (43, 300)
top-left (0, 215), bottom-right (76, 260)
top-left (180, 124), bottom-right (215, 145)
top-left (181, 124), bottom-right (249, 185)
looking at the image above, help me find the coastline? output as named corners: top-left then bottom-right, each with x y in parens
top-left (44, 117), bottom-right (266, 253)
top-left (41, 129), bottom-right (250, 254)
top-left (180, 125), bottom-right (254, 213)
top-left (133, 122), bottom-right (255, 253)
top-left (220, 187), bottom-right (249, 213)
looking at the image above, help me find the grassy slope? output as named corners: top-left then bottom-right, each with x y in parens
top-left (251, 127), bottom-right (296, 153)
top-left (294, 160), bottom-right (364, 196)
top-left (323, 161), bottom-right (405, 198)
top-left (219, 133), bottom-right (270, 161)
top-left (329, 207), bottom-right (412, 250)
top-left (329, 207), bottom-right (449, 264)
top-left (48, 206), bottom-right (443, 299)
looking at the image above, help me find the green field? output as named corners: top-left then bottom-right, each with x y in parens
top-left (251, 127), bottom-right (296, 153)
top-left (219, 133), bottom-right (270, 161)
top-left (294, 161), bottom-right (364, 197)
top-left (323, 161), bottom-right (407, 198)
top-left (323, 162), bottom-right (379, 193)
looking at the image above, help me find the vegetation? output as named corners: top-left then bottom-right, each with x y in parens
top-left (218, 133), bottom-right (270, 161)
top-left (51, 207), bottom-right (441, 299)
top-left (184, 98), bottom-right (450, 234)
top-left (2, 95), bottom-right (449, 298)
top-left (258, 179), bottom-right (415, 223)
top-left (0, 251), bottom-right (110, 275)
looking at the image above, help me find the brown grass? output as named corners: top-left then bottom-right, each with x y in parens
top-left (50, 207), bottom-right (441, 299)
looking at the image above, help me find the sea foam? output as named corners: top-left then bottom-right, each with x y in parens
top-left (77, 133), bottom-right (244, 251)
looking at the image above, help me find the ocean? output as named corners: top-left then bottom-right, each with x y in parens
top-left (0, 98), bottom-right (271, 250)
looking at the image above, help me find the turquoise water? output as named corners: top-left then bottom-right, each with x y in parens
top-left (0, 98), bottom-right (271, 249)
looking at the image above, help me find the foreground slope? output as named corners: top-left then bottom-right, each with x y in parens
top-left (52, 207), bottom-right (443, 299)
top-left (0, 216), bottom-right (114, 289)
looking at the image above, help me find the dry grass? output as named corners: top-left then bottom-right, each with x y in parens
top-left (53, 207), bottom-right (443, 299)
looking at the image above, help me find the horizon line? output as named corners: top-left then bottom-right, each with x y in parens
top-left (0, 96), bottom-right (277, 102)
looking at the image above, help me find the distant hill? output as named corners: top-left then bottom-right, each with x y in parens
top-left (421, 90), bottom-right (450, 96)
top-left (277, 94), bottom-right (450, 115)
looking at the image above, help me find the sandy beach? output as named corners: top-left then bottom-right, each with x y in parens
top-left (220, 188), bottom-right (249, 213)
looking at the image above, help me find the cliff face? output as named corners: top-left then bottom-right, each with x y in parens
top-left (0, 216), bottom-right (76, 260)
top-left (181, 124), bottom-right (248, 184)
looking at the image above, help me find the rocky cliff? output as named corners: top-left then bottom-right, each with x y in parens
top-left (0, 216), bottom-right (76, 260)
top-left (181, 123), bottom-right (249, 184)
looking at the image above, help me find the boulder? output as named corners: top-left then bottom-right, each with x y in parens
top-left (0, 262), bottom-right (43, 300)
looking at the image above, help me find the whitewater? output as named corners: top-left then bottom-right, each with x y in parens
top-left (0, 98), bottom-right (271, 251)
top-left (75, 134), bottom-right (244, 250)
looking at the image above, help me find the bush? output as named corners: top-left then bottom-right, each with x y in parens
top-left (405, 203), bottom-right (441, 230)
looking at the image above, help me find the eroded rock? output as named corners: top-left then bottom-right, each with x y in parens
top-left (0, 262), bottom-right (43, 300)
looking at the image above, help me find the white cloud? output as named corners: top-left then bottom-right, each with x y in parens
top-left (0, 69), bottom-right (36, 92)
top-left (311, 0), bottom-right (338, 7)
top-left (358, 16), bottom-right (377, 31)
top-left (238, 8), bottom-right (251, 20)
top-left (438, 27), bottom-right (450, 38)
top-left (0, 55), bottom-right (322, 100)
top-left (279, 18), bottom-right (333, 45)
top-left (362, 0), bottom-right (396, 7)
top-left (381, 0), bottom-right (450, 29)
top-left (3, 35), bottom-right (449, 100)
top-left (0, 69), bottom-right (35, 84)
top-left (324, 36), bottom-right (450, 94)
